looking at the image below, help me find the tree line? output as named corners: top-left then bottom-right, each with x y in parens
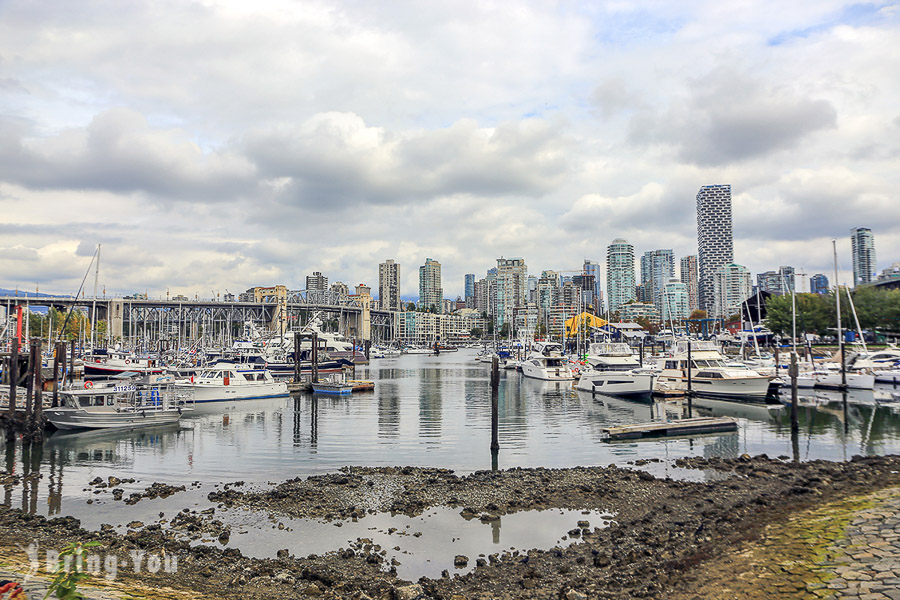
top-left (764, 287), bottom-right (900, 338)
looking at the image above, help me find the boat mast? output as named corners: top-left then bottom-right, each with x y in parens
top-left (90, 243), bottom-right (101, 352)
top-left (832, 239), bottom-right (845, 388)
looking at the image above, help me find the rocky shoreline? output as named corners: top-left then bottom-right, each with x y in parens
top-left (2, 454), bottom-right (900, 599)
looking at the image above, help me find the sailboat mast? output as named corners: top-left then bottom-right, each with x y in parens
top-left (90, 243), bottom-right (101, 351)
top-left (832, 239), bottom-right (845, 388)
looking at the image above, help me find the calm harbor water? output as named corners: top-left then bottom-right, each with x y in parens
top-left (3, 347), bottom-right (900, 572)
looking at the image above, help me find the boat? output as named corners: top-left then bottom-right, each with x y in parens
top-left (46, 375), bottom-right (192, 430)
top-left (575, 342), bottom-right (656, 396)
top-left (310, 380), bottom-right (354, 395)
top-left (520, 342), bottom-right (575, 381)
top-left (83, 351), bottom-right (165, 379)
top-left (173, 362), bottom-right (288, 402)
top-left (654, 340), bottom-right (772, 399)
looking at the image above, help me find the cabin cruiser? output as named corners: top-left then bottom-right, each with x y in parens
top-left (46, 374), bottom-right (192, 430)
top-left (654, 340), bottom-right (772, 399)
top-left (520, 342), bottom-right (575, 381)
top-left (174, 362), bottom-right (288, 402)
top-left (575, 342), bottom-right (656, 396)
top-left (83, 351), bottom-right (165, 378)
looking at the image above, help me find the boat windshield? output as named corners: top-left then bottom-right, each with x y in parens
top-left (692, 359), bottom-right (726, 368)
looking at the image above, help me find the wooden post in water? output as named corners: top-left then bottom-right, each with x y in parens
top-left (311, 332), bottom-right (319, 384)
top-left (69, 340), bottom-right (75, 385)
top-left (686, 340), bottom-right (693, 418)
top-left (364, 340), bottom-right (370, 361)
top-left (789, 351), bottom-right (799, 434)
top-left (293, 335), bottom-right (301, 383)
top-left (32, 339), bottom-right (43, 441)
top-left (490, 356), bottom-right (499, 453)
top-left (25, 341), bottom-right (35, 420)
top-left (54, 342), bottom-right (66, 407)
top-left (8, 339), bottom-right (18, 415)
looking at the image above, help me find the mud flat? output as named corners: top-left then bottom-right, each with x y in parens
top-left (2, 454), bottom-right (900, 599)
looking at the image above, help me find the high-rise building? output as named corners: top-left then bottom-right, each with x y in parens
top-left (495, 258), bottom-right (528, 329)
top-left (306, 271), bottom-right (328, 303)
top-left (661, 278), bottom-right (689, 323)
top-left (756, 271), bottom-right (781, 295)
top-left (696, 185), bottom-right (734, 314)
top-left (418, 258), bottom-right (443, 313)
top-left (607, 239), bottom-right (636, 313)
top-left (464, 274), bottom-right (475, 308)
top-left (378, 259), bottom-right (401, 311)
top-left (583, 259), bottom-right (604, 313)
top-left (641, 249), bottom-right (675, 315)
top-left (537, 270), bottom-right (560, 313)
top-left (851, 227), bottom-right (876, 287)
top-left (679, 255), bottom-right (699, 313)
top-left (810, 274), bottom-right (829, 294)
top-left (527, 275), bottom-right (538, 305)
top-left (779, 266), bottom-right (795, 294)
top-left (712, 263), bottom-right (752, 320)
top-left (330, 281), bottom-right (349, 297)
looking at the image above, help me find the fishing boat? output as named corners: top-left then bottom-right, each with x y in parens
top-left (46, 375), bottom-right (193, 430)
top-left (173, 362), bottom-right (288, 402)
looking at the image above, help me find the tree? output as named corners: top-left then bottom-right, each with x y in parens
top-left (470, 327), bottom-right (483, 339)
top-left (689, 309), bottom-right (707, 320)
top-left (765, 293), bottom-right (832, 336)
top-left (534, 322), bottom-right (547, 339)
top-left (487, 321), bottom-right (494, 335)
top-left (499, 322), bottom-right (510, 338)
top-left (406, 302), bottom-right (416, 311)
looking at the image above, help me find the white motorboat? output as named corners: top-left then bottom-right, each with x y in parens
top-left (174, 362), bottom-right (288, 402)
top-left (812, 367), bottom-right (876, 390)
top-left (654, 340), bottom-right (772, 399)
top-left (576, 342), bottom-right (656, 396)
top-left (46, 375), bottom-right (192, 430)
top-left (83, 351), bottom-right (165, 378)
top-left (520, 342), bottom-right (575, 381)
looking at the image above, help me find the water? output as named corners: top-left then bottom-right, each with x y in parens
top-left (3, 348), bottom-right (900, 575)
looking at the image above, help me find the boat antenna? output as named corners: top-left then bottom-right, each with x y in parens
top-left (56, 243), bottom-right (100, 344)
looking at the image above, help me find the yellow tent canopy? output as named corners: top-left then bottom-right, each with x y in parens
top-left (564, 312), bottom-right (608, 337)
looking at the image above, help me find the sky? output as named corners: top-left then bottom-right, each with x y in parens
top-left (1, 0), bottom-right (898, 301)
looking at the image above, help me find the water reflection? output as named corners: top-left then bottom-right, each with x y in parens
top-left (0, 351), bottom-right (899, 522)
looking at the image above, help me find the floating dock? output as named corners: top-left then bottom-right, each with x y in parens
top-left (601, 417), bottom-right (738, 441)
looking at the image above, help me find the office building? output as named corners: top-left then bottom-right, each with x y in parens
top-left (607, 238), bottom-right (636, 312)
top-left (851, 227), bottom-right (876, 287)
top-left (679, 255), bottom-right (699, 312)
top-left (418, 258), bottom-right (443, 313)
top-left (810, 274), bottom-right (829, 294)
top-left (697, 185), bottom-right (734, 314)
top-left (378, 259), bottom-right (401, 311)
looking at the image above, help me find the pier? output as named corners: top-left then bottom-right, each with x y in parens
top-left (600, 416), bottom-right (738, 441)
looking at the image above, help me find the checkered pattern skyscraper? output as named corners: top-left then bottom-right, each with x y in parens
top-left (696, 185), bottom-right (734, 314)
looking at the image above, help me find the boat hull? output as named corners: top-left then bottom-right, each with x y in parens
top-left (46, 408), bottom-right (184, 430)
top-left (655, 374), bottom-right (771, 398)
top-left (814, 372), bottom-right (875, 390)
top-left (520, 364), bottom-right (576, 381)
top-left (576, 372), bottom-right (656, 396)
top-left (174, 382), bottom-right (289, 403)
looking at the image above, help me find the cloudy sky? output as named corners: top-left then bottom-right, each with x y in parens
top-left (1, 0), bottom-right (898, 301)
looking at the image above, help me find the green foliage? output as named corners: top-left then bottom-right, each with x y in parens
top-left (689, 309), bottom-right (708, 320)
top-left (765, 288), bottom-right (900, 336)
top-left (499, 322), bottom-right (510, 338)
top-left (45, 541), bottom-right (103, 600)
top-left (470, 327), bottom-right (483, 339)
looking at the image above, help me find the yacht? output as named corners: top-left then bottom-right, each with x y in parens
top-left (46, 374), bottom-right (192, 430)
top-left (520, 342), bottom-right (575, 381)
top-left (83, 351), bottom-right (165, 378)
top-left (174, 363), bottom-right (288, 402)
top-left (575, 342), bottom-right (656, 396)
top-left (654, 340), bottom-right (772, 399)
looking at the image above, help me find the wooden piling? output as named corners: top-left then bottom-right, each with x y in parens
top-left (490, 356), bottom-right (499, 452)
top-left (68, 340), bottom-right (75, 385)
top-left (686, 339), bottom-right (693, 418)
top-left (789, 351), bottom-right (799, 433)
top-left (311, 332), bottom-right (319, 383)
top-left (8, 339), bottom-right (18, 415)
top-left (31, 340), bottom-right (43, 442)
top-left (293, 334), bottom-right (301, 383)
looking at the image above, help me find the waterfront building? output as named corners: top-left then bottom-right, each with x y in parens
top-left (495, 257), bottom-right (528, 330)
top-left (395, 311), bottom-right (486, 344)
top-left (696, 185), bottom-right (734, 314)
top-left (641, 249), bottom-right (675, 315)
top-left (810, 274), bottom-right (829, 294)
top-left (679, 255), bottom-right (699, 312)
top-left (418, 258), bottom-right (443, 313)
top-left (378, 260), bottom-right (402, 312)
top-left (851, 227), bottom-right (876, 287)
top-left (464, 274), bottom-right (475, 308)
top-left (607, 238), bottom-right (636, 313)
top-left (661, 278), bottom-right (689, 324)
top-left (712, 263), bottom-right (752, 320)
top-left (621, 302), bottom-right (660, 323)
top-left (876, 262), bottom-right (900, 282)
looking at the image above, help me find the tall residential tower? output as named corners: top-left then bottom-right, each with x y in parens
top-left (607, 239), bottom-right (636, 313)
top-left (696, 185), bottom-right (734, 314)
top-left (850, 227), bottom-right (876, 287)
top-left (378, 259), bottom-right (401, 311)
top-left (679, 255), bottom-right (699, 312)
top-left (418, 258), bottom-right (443, 312)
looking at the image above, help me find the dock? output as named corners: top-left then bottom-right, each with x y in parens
top-left (600, 417), bottom-right (738, 441)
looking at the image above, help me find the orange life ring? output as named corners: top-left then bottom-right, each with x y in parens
top-left (84, 381), bottom-right (94, 389)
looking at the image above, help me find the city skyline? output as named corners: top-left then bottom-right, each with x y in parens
top-left (1, 2), bottom-right (898, 299)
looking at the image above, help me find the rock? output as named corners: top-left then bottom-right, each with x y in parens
top-left (303, 584), bottom-right (323, 596)
top-left (277, 548), bottom-right (290, 559)
top-left (566, 590), bottom-right (587, 600)
top-left (108, 476), bottom-right (121, 487)
top-left (273, 571), bottom-right (295, 585)
top-left (454, 555), bottom-right (469, 566)
top-left (127, 521), bottom-right (144, 529)
top-left (577, 520), bottom-right (590, 528)
top-left (394, 583), bottom-right (423, 600)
